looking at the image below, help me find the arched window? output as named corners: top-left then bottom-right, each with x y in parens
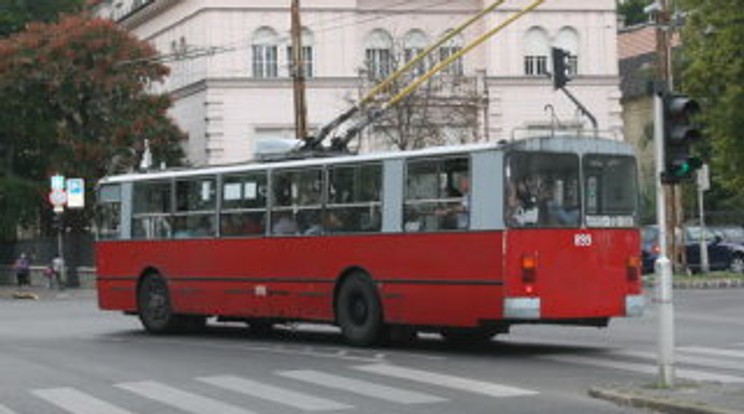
top-left (555, 27), bottom-right (579, 75)
top-left (439, 30), bottom-right (464, 76)
top-left (287, 28), bottom-right (314, 78)
top-left (403, 29), bottom-right (429, 76)
top-left (252, 27), bottom-right (279, 78)
top-left (365, 29), bottom-right (393, 80)
top-left (523, 27), bottom-right (549, 76)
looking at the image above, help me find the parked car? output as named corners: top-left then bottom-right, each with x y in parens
top-left (641, 225), bottom-right (744, 274)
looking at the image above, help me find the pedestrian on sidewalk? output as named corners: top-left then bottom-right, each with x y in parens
top-left (13, 253), bottom-right (30, 288)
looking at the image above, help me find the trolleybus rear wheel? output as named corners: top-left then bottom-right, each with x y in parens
top-left (336, 273), bottom-right (385, 347)
top-left (137, 272), bottom-right (181, 334)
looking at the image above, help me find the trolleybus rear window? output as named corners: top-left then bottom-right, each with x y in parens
top-left (583, 155), bottom-right (638, 228)
top-left (505, 152), bottom-right (580, 228)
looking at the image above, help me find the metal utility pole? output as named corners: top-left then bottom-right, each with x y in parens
top-left (291, 0), bottom-right (308, 140)
top-left (653, 0), bottom-right (675, 388)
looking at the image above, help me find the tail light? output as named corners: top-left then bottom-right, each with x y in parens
top-left (521, 254), bottom-right (537, 293)
top-left (626, 255), bottom-right (641, 282)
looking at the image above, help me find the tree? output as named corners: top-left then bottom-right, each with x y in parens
top-left (617, 0), bottom-right (652, 27)
top-left (679, 0), bottom-right (744, 201)
top-left (0, 0), bottom-right (84, 37)
top-left (355, 47), bottom-right (485, 152)
top-left (0, 14), bottom-right (185, 239)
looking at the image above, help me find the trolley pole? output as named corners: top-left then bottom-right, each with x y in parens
top-left (654, 90), bottom-right (675, 388)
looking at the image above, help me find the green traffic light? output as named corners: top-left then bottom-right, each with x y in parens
top-left (673, 157), bottom-right (703, 177)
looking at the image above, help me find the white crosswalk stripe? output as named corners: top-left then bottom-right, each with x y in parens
top-left (116, 381), bottom-right (257, 414)
top-left (277, 370), bottom-right (447, 404)
top-left (198, 375), bottom-right (352, 411)
top-left (355, 364), bottom-right (538, 398)
top-left (678, 346), bottom-right (744, 359)
top-left (32, 388), bottom-right (137, 414)
top-left (543, 354), bottom-right (744, 383)
top-left (616, 350), bottom-right (744, 372)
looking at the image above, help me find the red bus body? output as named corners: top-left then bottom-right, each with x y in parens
top-left (97, 230), bottom-right (641, 327)
top-left (96, 138), bottom-right (644, 343)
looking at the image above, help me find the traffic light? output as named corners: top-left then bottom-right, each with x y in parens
top-left (551, 47), bottom-right (570, 89)
top-left (662, 93), bottom-right (702, 183)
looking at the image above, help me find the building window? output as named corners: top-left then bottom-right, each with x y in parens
top-left (524, 55), bottom-right (548, 76)
top-left (439, 31), bottom-right (464, 76)
top-left (555, 27), bottom-right (580, 76)
top-left (287, 28), bottom-right (314, 78)
top-left (365, 29), bottom-right (393, 80)
top-left (403, 29), bottom-right (429, 76)
top-left (252, 27), bottom-right (279, 78)
top-left (523, 27), bottom-right (549, 77)
top-left (287, 46), bottom-right (314, 78)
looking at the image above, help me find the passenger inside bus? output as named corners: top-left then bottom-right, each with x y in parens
top-left (272, 213), bottom-right (298, 235)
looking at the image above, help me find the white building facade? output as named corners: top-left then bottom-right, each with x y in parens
top-left (96, 0), bottom-right (623, 166)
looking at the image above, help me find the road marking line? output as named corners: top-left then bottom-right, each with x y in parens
top-left (116, 381), bottom-right (256, 414)
top-left (678, 346), bottom-right (744, 360)
top-left (277, 370), bottom-right (446, 404)
top-left (354, 364), bottom-right (538, 398)
top-left (544, 355), bottom-right (744, 384)
top-left (0, 404), bottom-right (19, 414)
top-left (33, 388), bottom-right (137, 414)
top-left (616, 350), bottom-right (744, 372)
top-left (198, 375), bottom-right (352, 411)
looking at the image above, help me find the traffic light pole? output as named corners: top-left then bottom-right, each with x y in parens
top-left (654, 92), bottom-right (675, 388)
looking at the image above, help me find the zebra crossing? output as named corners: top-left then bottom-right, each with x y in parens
top-left (542, 344), bottom-right (744, 384)
top-left (12, 364), bottom-right (537, 414)
top-left (7, 344), bottom-right (744, 413)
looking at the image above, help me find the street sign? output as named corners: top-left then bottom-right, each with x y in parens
top-left (697, 164), bottom-right (710, 192)
top-left (49, 189), bottom-right (67, 213)
top-left (66, 178), bottom-right (85, 208)
top-left (51, 174), bottom-right (65, 191)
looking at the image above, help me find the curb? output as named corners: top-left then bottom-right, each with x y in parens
top-left (589, 387), bottom-right (744, 414)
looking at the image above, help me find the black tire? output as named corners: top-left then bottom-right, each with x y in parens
top-left (137, 273), bottom-right (181, 334)
top-left (336, 273), bottom-right (385, 347)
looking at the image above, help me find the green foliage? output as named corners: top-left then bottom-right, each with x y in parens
top-left (0, 0), bottom-right (84, 37)
top-left (617, 0), bottom-right (652, 26)
top-left (679, 0), bottom-right (744, 199)
top-left (0, 176), bottom-right (41, 240)
top-left (0, 14), bottom-right (185, 238)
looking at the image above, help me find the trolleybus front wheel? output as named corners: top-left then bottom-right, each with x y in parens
top-left (336, 273), bottom-right (385, 347)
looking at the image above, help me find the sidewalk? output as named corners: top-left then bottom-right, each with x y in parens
top-left (590, 381), bottom-right (744, 414)
top-left (0, 284), bottom-right (96, 301)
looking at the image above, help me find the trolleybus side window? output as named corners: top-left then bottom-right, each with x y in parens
top-left (96, 184), bottom-right (121, 240)
top-left (220, 171), bottom-right (267, 237)
top-left (404, 156), bottom-right (470, 232)
top-left (505, 152), bottom-right (580, 228)
top-left (327, 163), bottom-right (382, 233)
top-left (132, 180), bottom-right (172, 239)
top-left (173, 176), bottom-right (217, 238)
top-left (583, 155), bottom-right (638, 228)
top-left (271, 168), bottom-right (323, 236)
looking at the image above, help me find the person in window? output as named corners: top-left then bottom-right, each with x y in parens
top-left (272, 213), bottom-right (298, 235)
top-left (438, 174), bottom-right (470, 230)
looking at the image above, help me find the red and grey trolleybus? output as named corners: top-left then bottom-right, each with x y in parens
top-left (95, 135), bottom-right (644, 346)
